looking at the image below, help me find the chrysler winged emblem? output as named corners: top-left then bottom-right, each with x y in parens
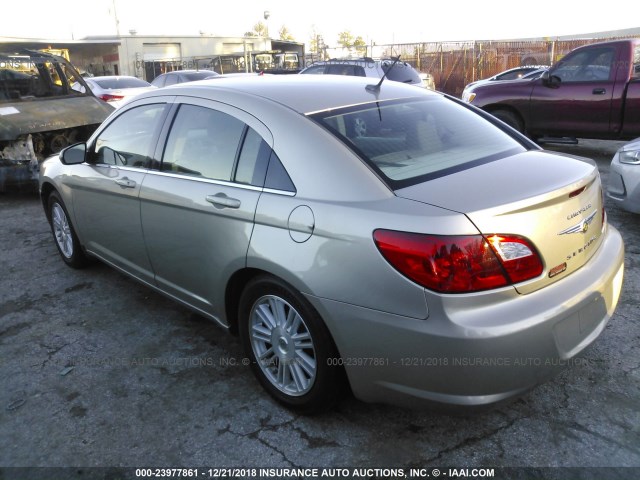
top-left (558, 210), bottom-right (598, 235)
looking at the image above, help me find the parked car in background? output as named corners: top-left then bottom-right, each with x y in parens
top-left (300, 58), bottom-right (424, 87)
top-left (40, 75), bottom-right (623, 412)
top-left (608, 138), bottom-right (640, 213)
top-left (462, 65), bottom-right (547, 100)
top-left (462, 39), bottom-right (640, 141)
top-left (150, 70), bottom-right (219, 88)
top-left (419, 72), bottom-right (436, 90)
top-left (73, 76), bottom-right (155, 109)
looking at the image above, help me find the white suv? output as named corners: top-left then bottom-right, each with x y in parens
top-left (300, 58), bottom-right (425, 87)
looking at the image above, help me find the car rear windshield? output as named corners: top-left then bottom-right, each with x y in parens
top-left (310, 97), bottom-right (526, 190)
top-left (382, 61), bottom-right (422, 85)
top-left (94, 77), bottom-right (150, 89)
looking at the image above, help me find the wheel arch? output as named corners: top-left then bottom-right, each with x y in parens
top-left (224, 267), bottom-right (346, 364)
top-left (40, 181), bottom-right (57, 221)
top-left (483, 104), bottom-right (526, 133)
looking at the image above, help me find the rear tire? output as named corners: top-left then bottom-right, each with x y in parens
top-left (491, 109), bottom-right (524, 133)
top-left (238, 275), bottom-right (344, 413)
top-left (47, 191), bottom-right (89, 269)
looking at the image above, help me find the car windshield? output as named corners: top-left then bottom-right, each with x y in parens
top-left (1, 54), bottom-right (86, 102)
top-left (94, 77), bottom-right (150, 89)
top-left (310, 97), bottom-right (526, 189)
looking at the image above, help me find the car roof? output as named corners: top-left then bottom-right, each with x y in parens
top-left (160, 70), bottom-right (215, 75)
top-left (89, 75), bottom-right (141, 81)
top-left (143, 75), bottom-right (434, 114)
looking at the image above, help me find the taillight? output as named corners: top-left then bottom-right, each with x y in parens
top-left (373, 230), bottom-right (543, 293)
top-left (99, 93), bottom-right (124, 102)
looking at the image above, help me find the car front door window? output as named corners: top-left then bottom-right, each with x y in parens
top-left (93, 104), bottom-right (166, 168)
top-left (553, 48), bottom-right (614, 83)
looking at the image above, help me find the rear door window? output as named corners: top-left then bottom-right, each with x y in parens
top-left (161, 104), bottom-right (245, 180)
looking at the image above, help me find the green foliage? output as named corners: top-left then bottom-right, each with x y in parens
top-left (279, 25), bottom-right (295, 41)
top-left (245, 21), bottom-right (268, 37)
top-left (353, 36), bottom-right (367, 55)
top-left (337, 31), bottom-right (354, 49)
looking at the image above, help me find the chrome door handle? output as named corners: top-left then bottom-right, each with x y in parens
top-left (115, 177), bottom-right (136, 188)
top-left (206, 193), bottom-right (241, 209)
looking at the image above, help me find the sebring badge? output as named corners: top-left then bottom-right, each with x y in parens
top-left (558, 210), bottom-right (598, 235)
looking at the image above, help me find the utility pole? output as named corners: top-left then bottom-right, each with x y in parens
top-left (112, 0), bottom-right (121, 37)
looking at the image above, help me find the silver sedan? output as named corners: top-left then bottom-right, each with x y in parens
top-left (607, 138), bottom-right (640, 213)
top-left (40, 76), bottom-right (624, 412)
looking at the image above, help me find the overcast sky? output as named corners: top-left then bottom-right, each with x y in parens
top-left (3, 0), bottom-right (637, 46)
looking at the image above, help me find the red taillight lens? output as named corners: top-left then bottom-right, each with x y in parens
top-left (373, 230), bottom-right (542, 293)
top-left (99, 93), bottom-right (124, 102)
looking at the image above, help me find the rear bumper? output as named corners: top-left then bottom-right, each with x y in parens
top-left (307, 225), bottom-right (624, 408)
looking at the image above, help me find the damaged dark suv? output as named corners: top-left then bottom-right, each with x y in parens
top-left (1, 50), bottom-right (113, 191)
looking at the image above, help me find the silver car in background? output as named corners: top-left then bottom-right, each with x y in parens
top-left (40, 76), bottom-right (624, 412)
top-left (73, 76), bottom-right (155, 109)
top-left (607, 138), bottom-right (640, 213)
top-left (150, 70), bottom-right (219, 88)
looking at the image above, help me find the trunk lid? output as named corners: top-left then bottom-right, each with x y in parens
top-left (395, 150), bottom-right (606, 294)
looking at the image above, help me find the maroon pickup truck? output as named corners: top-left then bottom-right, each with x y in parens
top-left (462, 39), bottom-right (640, 142)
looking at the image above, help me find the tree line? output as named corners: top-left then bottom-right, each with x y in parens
top-left (245, 22), bottom-right (367, 55)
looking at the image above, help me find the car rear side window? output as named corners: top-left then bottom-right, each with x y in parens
top-left (93, 103), bottom-right (166, 167)
top-left (161, 104), bottom-right (245, 181)
top-left (311, 97), bottom-right (525, 190)
top-left (235, 127), bottom-right (271, 186)
top-left (264, 152), bottom-right (295, 193)
top-left (235, 128), bottom-right (295, 193)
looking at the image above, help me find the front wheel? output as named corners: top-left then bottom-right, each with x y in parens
top-left (47, 191), bottom-right (89, 269)
top-left (491, 109), bottom-right (524, 133)
top-left (238, 276), bottom-right (344, 413)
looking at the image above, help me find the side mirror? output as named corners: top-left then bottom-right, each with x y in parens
top-left (541, 70), bottom-right (561, 88)
top-left (60, 142), bottom-right (87, 165)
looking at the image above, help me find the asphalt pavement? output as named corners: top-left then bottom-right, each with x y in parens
top-left (0, 139), bottom-right (638, 479)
